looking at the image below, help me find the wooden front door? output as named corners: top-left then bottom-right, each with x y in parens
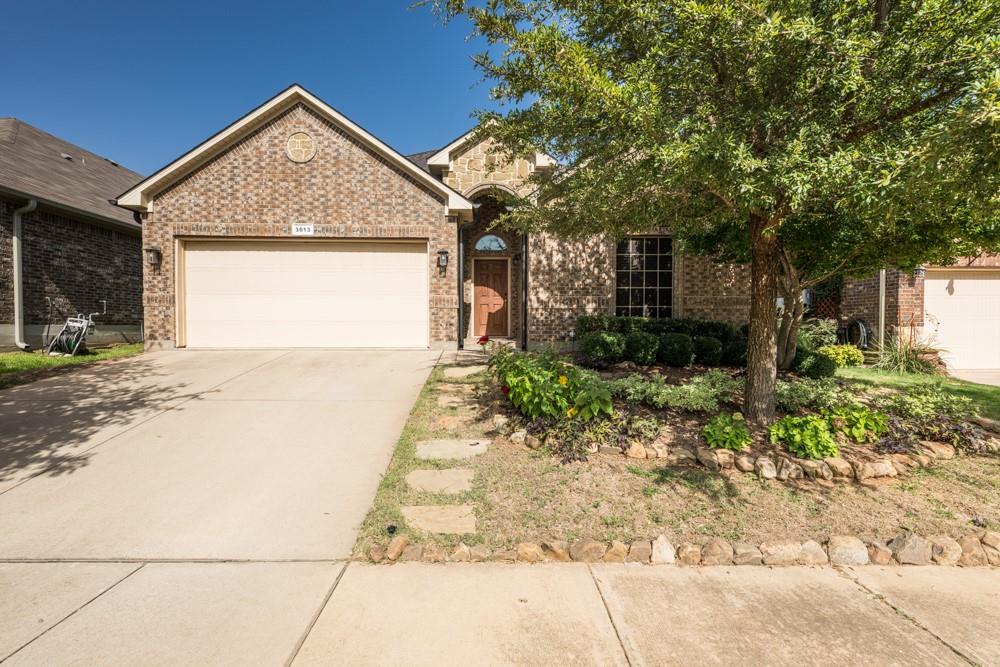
top-left (474, 259), bottom-right (509, 337)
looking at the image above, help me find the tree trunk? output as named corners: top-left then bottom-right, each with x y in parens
top-left (744, 215), bottom-right (781, 424)
top-left (776, 270), bottom-right (805, 370)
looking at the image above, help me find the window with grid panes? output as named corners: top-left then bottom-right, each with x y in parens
top-left (614, 237), bottom-right (673, 318)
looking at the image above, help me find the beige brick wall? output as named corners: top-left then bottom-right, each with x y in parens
top-left (674, 253), bottom-right (751, 324)
top-left (142, 103), bottom-right (456, 347)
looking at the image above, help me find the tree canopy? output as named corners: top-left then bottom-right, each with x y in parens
top-left (431, 0), bottom-right (1000, 420)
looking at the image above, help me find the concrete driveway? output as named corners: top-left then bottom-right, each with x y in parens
top-left (950, 369), bottom-right (1000, 387)
top-left (0, 349), bottom-right (438, 560)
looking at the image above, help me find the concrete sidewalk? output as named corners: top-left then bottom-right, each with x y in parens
top-left (2, 562), bottom-right (996, 666)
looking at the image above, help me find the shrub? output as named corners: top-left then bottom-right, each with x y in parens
top-left (575, 314), bottom-right (614, 337)
top-left (875, 385), bottom-right (977, 422)
top-left (702, 412), bottom-right (752, 451)
top-left (774, 378), bottom-right (860, 414)
top-left (613, 317), bottom-right (651, 335)
top-left (692, 336), bottom-right (723, 366)
top-left (659, 333), bottom-right (694, 366)
top-left (624, 331), bottom-right (660, 365)
top-left (769, 415), bottom-right (839, 460)
top-left (797, 318), bottom-right (838, 353)
top-left (540, 412), bottom-right (662, 462)
top-left (817, 344), bottom-right (864, 368)
top-left (721, 338), bottom-right (748, 367)
top-left (874, 328), bottom-right (943, 375)
top-left (825, 406), bottom-right (888, 443)
top-left (873, 386), bottom-right (990, 454)
top-left (795, 352), bottom-right (837, 379)
top-left (489, 347), bottom-right (613, 421)
top-left (579, 331), bottom-right (626, 365)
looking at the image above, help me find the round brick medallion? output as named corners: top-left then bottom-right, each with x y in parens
top-left (285, 132), bottom-right (317, 163)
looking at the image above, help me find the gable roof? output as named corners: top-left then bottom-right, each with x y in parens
top-left (116, 84), bottom-right (473, 217)
top-left (424, 127), bottom-right (557, 172)
top-left (406, 149), bottom-right (437, 174)
top-left (0, 118), bottom-right (142, 230)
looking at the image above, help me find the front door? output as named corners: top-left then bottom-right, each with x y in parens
top-left (474, 259), bottom-right (509, 337)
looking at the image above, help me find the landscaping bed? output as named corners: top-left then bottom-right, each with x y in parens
top-left (355, 318), bottom-right (1000, 567)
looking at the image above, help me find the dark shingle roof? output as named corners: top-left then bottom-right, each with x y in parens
top-left (0, 118), bottom-right (142, 229)
top-left (406, 149), bottom-right (438, 173)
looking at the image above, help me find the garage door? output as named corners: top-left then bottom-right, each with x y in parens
top-left (923, 270), bottom-right (1000, 370)
top-left (182, 241), bottom-right (429, 348)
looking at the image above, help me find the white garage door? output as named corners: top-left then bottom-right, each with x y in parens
top-left (182, 241), bottom-right (429, 348)
top-left (923, 269), bottom-right (1000, 370)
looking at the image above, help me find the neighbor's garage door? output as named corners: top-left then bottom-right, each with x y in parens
top-left (182, 241), bottom-right (429, 348)
top-left (923, 269), bottom-right (1000, 370)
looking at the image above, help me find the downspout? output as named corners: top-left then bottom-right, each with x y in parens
top-left (521, 233), bottom-right (529, 350)
top-left (457, 222), bottom-right (465, 350)
top-left (877, 268), bottom-right (886, 353)
top-left (12, 199), bottom-right (38, 351)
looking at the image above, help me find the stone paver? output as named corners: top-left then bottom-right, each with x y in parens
top-left (293, 563), bottom-right (628, 666)
top-left (3, 562), bottom-right (342, 667)
top-left (437, 394), bottom-right (469, 408)
top-left (405, 468), bottom-right (474, 494)
top-left (852, 566), bottom-right (1000, 666)
top-left (591, 565), bottom-right (964, 666)
top-left (415, 439), bottom-right (489, 460)
top-left (402, 505), bottom-right (477, 534)
top-left (442, 365), bottom-right (487, 379)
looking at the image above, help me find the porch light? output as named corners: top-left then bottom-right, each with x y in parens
top-left (913, 266), bottom-right (927, 278)
top-left (143, 245), bottom-right (162, 267)
top-left (437, 249), bottom-right (450, 268)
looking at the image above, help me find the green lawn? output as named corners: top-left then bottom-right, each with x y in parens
top-left (839, 366), bottom-right (1000, 421)
top-left (0, 343), bottom-right (144, 390)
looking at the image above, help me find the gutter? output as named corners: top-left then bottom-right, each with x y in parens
top-left (12, 198), bottom-right (38, 351)
top-left (521, 233), bottom-right (529, 350)
top-left (457, 222), bottom-right (465, 350)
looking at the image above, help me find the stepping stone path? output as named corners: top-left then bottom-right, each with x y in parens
top-left (401, 505), bottom-right (477, 534)
top-left (405, 469), bottom-right (474, 494)
top-left (443, 364), bottom-right (487, 379)
top-left (415, 439), bottom-right (490, 461)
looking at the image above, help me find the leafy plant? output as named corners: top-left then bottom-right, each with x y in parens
top-left (795, 352), bottom-right (837, 379)
top-left (658, 333), bottom-right (694, 366)
top-left (817, 344), bottom-right (865, 368)
top-left (721, 338), bottom-right (748, 367)
top-left (610, 370), bottom-right (740, 412)
top-left (874, 328), bottom-right (943, 375)
top-left (873, 386), bottom-right (990, 455)
top-left (775, 378), bottom-right (860, 414)
top-left (692, 336), bottom-right (723, 366)
top-left (702, 412), bottom-right (752, 451)
top-left (769, 415), bottom-right (839, 460)
top-left (489, 347), bottom-right (613, 421)
top-left (825, 406), bottom-right (888, 444)
top-left (797, 319), bottom-right (839, 354)
top-left (575, 314), bottom-right (614, 337)
top-left (624, 331), bottom-right (659, 365)
top-left (579, 331), bottom-right (626, 365)
top-left (874, 385), bottom-right (978, 422)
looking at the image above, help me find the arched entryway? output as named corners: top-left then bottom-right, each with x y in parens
top-left (459, 193), bottom-right (524, 344)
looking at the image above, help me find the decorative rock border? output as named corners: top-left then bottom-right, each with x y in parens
top-left (504, 418), bottom-right (982, 484)
top-left (368, 530), bottom-right (1000, 567)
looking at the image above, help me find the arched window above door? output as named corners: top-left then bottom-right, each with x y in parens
top-left (474, 234), bottom-right (508, 252)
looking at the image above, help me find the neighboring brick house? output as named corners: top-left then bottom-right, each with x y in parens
top-left (840, 254), bottom-right (1000, 370)
top-left (115, 84), bottom-right (752, 352)
top-left (1, 119), bottom-right (143, 350)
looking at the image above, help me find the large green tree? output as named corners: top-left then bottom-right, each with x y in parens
top-left (431, 0), bottom-right (1000, 422)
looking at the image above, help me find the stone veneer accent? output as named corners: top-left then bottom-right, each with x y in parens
top-left (141, 104), bottom-right (456, 348)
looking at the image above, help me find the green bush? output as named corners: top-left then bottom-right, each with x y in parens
top-left (817, 344), bottom-right (864, 368)
top-left (774, 378), bottom-right (860, 413)
top-left (659, 333), bottom-right (694, 366)
top-left (488, 347), bottom-right (613, 421)
top-left (579, 331), bottom-right (626, 365)
top-left (795, 351), bottom-right (837, 379)
top-left (721, 338), bottom-right (748, 367)
top-left (874, 385), bottom-right (978, 422)
top-left (624, 331), bottom-right (660, 365)
top-left (612, 317), bottom-right (651, 334)
top-left (610, 370), bottom-right (740, 412)
top-left (702, 412), bottom-right (752, 451)
top-left (824, 406), bottom-right (888, 443)
top-left (797, 318), bottom-right (838, 354)
top-left (769, 414), bottom-right (839, 460)
top-left (692, 336), bottom-right (723, 366)
top-left (871, 385), bottom-right (991, 454)
top-left (575, 314), bottom-right (614, 337)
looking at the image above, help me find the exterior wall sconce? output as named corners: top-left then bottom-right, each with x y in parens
top-left (437, 249), bottom-right (449, 268)
top-left (913, 266), bottom-right (927, 278)
top-left (143, 245), bottom-right (162, 267)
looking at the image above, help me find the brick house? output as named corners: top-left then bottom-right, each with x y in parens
top-left (117, 84), bottom-right (752, 352)
top-left (1, 119), bottom-right (143, 350)
top-left (840, 255), bottom-right (1000, 370)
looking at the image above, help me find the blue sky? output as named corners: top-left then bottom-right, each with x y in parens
top-left (4, 1), bottom-right (496, 175)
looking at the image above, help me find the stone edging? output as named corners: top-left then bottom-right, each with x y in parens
top-left (368, 530), bottom-right (1000, 567)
